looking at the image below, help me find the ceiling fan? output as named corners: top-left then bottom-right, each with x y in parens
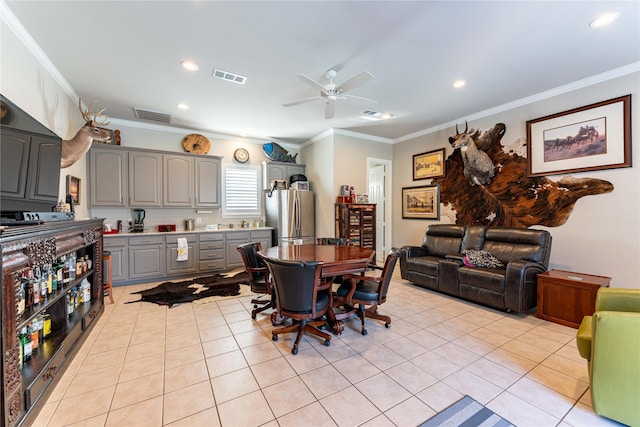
top-left (283, 69), bottom-right (377, 119)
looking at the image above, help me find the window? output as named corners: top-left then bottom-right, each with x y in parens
top-left (223, 165), bottom-right (260, 217)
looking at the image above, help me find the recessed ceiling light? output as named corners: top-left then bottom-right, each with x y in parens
top-left (453, 80), bottom-right (466, 88)
top-left (180, 60), bottom-right (199, 71)
top-left (177, 103), bottom-right (189, 110)
top-left (589, 11), bottom-right (621, 28)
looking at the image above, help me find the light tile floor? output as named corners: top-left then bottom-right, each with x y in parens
top-left (32, 270), bottom-right (627, 427)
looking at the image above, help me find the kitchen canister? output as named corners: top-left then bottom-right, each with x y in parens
top-left (184, 219), bottom-right (195, 231)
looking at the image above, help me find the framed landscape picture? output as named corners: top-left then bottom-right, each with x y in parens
top-left (402, 185), bottom-right (439, 219)
top-left (526, 95), bottom-right (631, 177)
top-left (413, 148), bottom-right (446, 180)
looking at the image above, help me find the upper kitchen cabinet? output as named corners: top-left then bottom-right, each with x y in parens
top-left (164, 155), bottom-right (193, 207)
top-left (194, 157), bottom-right (221, 207)
top-left (128, 152), bottom-right (163, 207)
top-left (1, 95), bottom-right (63, 211)
top-left (262, 161), bottom-right (305, 189)
top-left (89, 147), bottom-right (127, 206)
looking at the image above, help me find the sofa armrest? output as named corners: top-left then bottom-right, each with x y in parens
top-left (504, 259), bottom-right (546, 312)
top-left (596, 288), bottom-right (640, 313)
top-left (399, 245), bottom-right (427, 259)
top-left (445, 254), bottom-right (464, 264)
top-left (576, 315), bottom-right (593, 361)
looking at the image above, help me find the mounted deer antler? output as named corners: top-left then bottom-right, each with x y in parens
top-left (61, 97), bottom-right (112, 168)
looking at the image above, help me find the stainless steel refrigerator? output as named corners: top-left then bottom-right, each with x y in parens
top-left (265, 189), bottom-right (315, 245)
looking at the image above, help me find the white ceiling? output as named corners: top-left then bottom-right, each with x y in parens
top-left (4, 1), bottom-right (639, 144)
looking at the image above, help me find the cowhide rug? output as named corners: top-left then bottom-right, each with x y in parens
top-left (129, 271), bottom-right (250, 308)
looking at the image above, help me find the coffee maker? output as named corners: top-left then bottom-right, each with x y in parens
top-left (131, 209), bottom-right (145, 232)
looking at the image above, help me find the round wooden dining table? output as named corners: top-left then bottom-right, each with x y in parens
top-left (258, 244), bottom-right (375, 333)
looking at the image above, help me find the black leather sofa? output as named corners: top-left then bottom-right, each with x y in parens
top-left (399, 225), bottom-right (552, 313)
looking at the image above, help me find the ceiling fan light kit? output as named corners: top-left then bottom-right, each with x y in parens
top-left (284, 69), bottom-right (377, 119)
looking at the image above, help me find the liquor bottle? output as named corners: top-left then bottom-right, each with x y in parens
top-left (82, 279), bottom-right (91, 304)
top-left (62, 255), bottom-right (70, 284)
top-left (56, 257), bottom-right (64, 287)
top-left (66, 290), bottom-right (74, 318)
top-left (42, 312), bottom-right (51, 339)
top-left (16, 276), bottom-right (25, 317)
top-left (29, 322), bottom-right (39, 352)
top-left (24, 274), bottom-right (33, 309)
top-left (77, 285), bottom-right (84, 305)
top-left (68, 252), bottom-right (77, 281)
top-left (43, 264), bottom-right (52, 295)
top-left (31, 270), bottom-right (40, 306)
top-left (85, 255), bottom-right (92, 271)
top-left (20, 327), bottom-right (32, 362)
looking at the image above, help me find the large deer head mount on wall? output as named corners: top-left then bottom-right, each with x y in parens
top-left (61, 97), bottom-right (112, 168)
top-left (449, 121), bottom-right (495, 186)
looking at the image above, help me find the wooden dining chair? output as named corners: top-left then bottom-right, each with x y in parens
top-left (333, 248), bottom-right (400, 335)
top-left (236, 242), bottom-right (272, 320)
top-left (262, 257), bottom-right (331, 354)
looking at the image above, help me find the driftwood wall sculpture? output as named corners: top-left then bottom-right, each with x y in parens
top-left (432, 123), bottom-right (613, 227)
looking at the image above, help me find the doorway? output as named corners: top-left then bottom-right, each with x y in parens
top-left (367, 158), bottom-right (392, 264)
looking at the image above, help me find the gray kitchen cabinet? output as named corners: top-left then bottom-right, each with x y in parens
top-left (129, 151), bottom-right (162, 207)
top-left (251, 230), bottom-right (272, 251)
top-left (164, 155), bottom-right (193, 207)
top-left (103, 236), bottom-right (129, 282)
top-left (166, 233), bottom-right (197, 275)
top-left (1, 129), bottom-right (61, 203)
top-left (128, 235), bottom-right (165, 279)
top-left (198, 233), bottom-right (225, 272)
top-left (262, 161), bottom-right (305, 188)
top-left (225, 231), bottom-right (251, 269)
top-left (194, 157), bottom-right (221, 207)
top-left (89, 147), bottom-right (127, 206)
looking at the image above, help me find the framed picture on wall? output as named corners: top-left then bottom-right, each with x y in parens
top-left (526, 94), bottom-right (631, 177)
top-left (402, 184), bottom-right (440, 219)
top-left (66, 175), bottom-right (80, 205)
top-left (413, 148), bottom-right (446, 180)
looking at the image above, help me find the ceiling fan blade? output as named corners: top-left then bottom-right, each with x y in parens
top-left (336, 71), bottom-right (374, 93)
top-left (295, 74), bottom-right (326, 91)
top-left (343, 94), bottom-right (379, 105)
top-left (325, 101), bottom-right (335, 120)
top-left (283, 96), bottom-right (322, 107)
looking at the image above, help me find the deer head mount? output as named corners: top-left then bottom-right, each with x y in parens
top-left (449, 121), bottom-right (495, 186)
top-left (61, 97), bottom-right (112, 168)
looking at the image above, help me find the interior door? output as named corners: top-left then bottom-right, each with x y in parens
top-left (369, 164), bottom-right (386, 263)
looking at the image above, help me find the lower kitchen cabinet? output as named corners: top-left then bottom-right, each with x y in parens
top-left (104, 229), bottom-right (272, 285)
top-left (225, 231), bottom-right (251, 269)
top-left (199, 233), bottom-right (225, 271)
top-left (128, 235), bottom-right (165, 279)
top-left (104, 237), bottom-right (128, 282)
top-left (166, 234), bottom-right (197, 275)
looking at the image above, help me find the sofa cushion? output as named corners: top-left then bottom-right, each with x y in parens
top-left (458, 266), bottom-right (506, 293)
top-left (404, 256), bottom-right (440, 276)
top-left (423, 225), bottom-right (467, 258)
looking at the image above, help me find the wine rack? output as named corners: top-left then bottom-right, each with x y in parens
top-left (335, 203), bottom-right (376, 250)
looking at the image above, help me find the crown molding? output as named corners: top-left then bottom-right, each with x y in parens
top-left (394, 62), bottom-right (640, 144)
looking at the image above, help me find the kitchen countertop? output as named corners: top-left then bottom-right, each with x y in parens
top-left (103, 227), bottom-right (273, 237)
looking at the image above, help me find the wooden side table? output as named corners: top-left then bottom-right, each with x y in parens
top-left (537, 269), bottom-right (611, 328)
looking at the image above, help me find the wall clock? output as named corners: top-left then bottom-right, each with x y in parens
top-left (234, 148), bottom-right (249, 163)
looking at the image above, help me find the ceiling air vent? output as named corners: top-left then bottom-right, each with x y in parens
top-left (132, 107), bottom-right (172, 123)
top-left (212, 68), bottom-right (247, 85)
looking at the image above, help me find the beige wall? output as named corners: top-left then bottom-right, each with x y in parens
top-left (393, 72), bottom-right (640, 288)
top-left (302, 131), bottom-right (393, 239)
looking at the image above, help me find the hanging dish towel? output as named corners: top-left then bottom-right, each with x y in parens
top-left (176, 238), bottom-right (188, 261)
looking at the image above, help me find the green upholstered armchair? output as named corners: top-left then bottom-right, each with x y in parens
top-left (576, 288), bottom-right (640, 427)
